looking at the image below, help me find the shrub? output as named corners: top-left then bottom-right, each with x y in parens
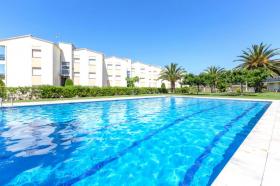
top-left (160, 83), bottom-right (168, 93)
top-left (64, 79), bottom-right (74, 86)
top-left (0, 79), bottom-right (6, 98)
top-left (174, 87), bottom-right (190, 94)
top-left (5, 86), bottom-right (162, 100)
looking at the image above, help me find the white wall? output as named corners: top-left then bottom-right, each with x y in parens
top-left (131, 62), bottom-right (163, 88)
top-left (0, 36), bottom-right (60, 87)
top-left (0, 37), bottom-right (32, 86)
top-left (53, 45), bottom-right (61, 85)
top-left (58, 42), bottom-right (74, 80)
top-left (105, 57), bottom-right (131, 87)
top-left (73, 49), bottom-right (104, 87)
top-left (267, 82), bottom-right (280, 91)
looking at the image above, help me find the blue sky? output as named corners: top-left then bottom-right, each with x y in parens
top-left (1, 0), bottom-right (280, 74)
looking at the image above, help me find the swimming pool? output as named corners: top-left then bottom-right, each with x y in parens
top-left (0, 97), bottom-right (270, 185)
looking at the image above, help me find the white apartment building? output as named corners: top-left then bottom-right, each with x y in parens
top-left (0, 35), bottom-right (106, 87)
top-left (131, 62), bottom-right (162, 87)
top-left (105, 56), bottom-right (132, 87)
top-left (73, 48), bottom-right (106, 87)
top-left (0, 35), bottom-right (61, 87)
top-left (0, 35), bottom-right (177, 88)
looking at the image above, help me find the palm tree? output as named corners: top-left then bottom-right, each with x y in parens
top-left (235, 43), bottom-right (280, 75)
top-left (204, 66), bottom-right (225, 92)
top-left (159, 63), bottom-right (185, 92)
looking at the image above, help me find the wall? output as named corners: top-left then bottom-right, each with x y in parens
top-left (73, 49), bottom-right (104, 87)
top-left (105, 57), bottom-right (131, 87)
top-left (53, 45), bottom-right (61, 86)
top-left (0, 37), bottom-right (32, 87)
top-left (267, 82), bottom-right (280, 92)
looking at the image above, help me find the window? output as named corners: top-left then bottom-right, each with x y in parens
top-left (140, 68), bottom-right (145, 71)
top-left (0, 64), bottom-right (5, 79)
top-left (115, 64), bottom-right (121, 67)
top-left (108, 75), bottom-right (113, 77)
top-left (116, 75), bottom-right (121, 77)
top-left (89, 72), bottom-right (96, 79)
top-left (89, 57), bottom-right (96, 65)
top-left (74, 72), bottom-right (80, 77)
top-left (74, 57), bottom-right (80, 61)
top-left (107, 64), bottom-right (113, 66)
top-left (62, 61), bottom-right (70, 66)
top-left (0, 46), bottom-right (5, 60)
top-left (61, 61), bottom-right (70, 76)
top-left (32, 49), bottom-right (41, 58)
top-left (32, 67), bottom-right (41, 76)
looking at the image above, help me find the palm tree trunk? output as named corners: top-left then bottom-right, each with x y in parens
top-left (171, 81), bottom-right (175, 93)
top-left (240, 83), bottom-right (243, 93)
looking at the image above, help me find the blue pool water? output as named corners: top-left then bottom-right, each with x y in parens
top-left (0, 97), bottom-right (270, 185)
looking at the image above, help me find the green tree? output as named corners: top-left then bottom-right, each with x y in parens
top-left (0, 79), bottom-right (6, 98)
top-left (231, 69), bottom-right (248, 93)
top-left (126, 76), bottom-right (139, 87)
top-left (159, 63), bottom-right (185, 93)
top-left (183, 73), bottom-right (207, 94)
top-left (204, 66), bottom-right (225, 93)
top-left (247, 68), bottom-right (270, 92)
top-left (64, 78), bottom-right (74, 86)
top-left (217, 71), bottom-right (232, 92)
top-left (235, 43), bottom-right (280, 75)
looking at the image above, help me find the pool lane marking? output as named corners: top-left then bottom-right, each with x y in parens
top-left (206, 102), bottom-right (270, 185)
top-left (178, 103), bottom-right (259, 186)
top-left (61, 103), bottom-right (226, 185)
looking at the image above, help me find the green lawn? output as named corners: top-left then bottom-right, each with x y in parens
top-left (182, 92), bottom-right (280, 100)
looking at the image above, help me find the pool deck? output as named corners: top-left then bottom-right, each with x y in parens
top-left (2, 95), bottom-right (280, 185)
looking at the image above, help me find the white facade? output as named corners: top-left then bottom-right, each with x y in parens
top-left (58, 42), bottom-right (74, 83)
top-left (265, 77), bottom-right (280, 92)
top-left (105, 56), bottom-right (132, 87)
top-left (0, 35), bottom-right (106, 87)
top-left (131, 62), bottom-right (162, 87)
top-left (0, 35), bottom-right (175, 88)
top-left (0, 35), bottom-right (61, 87)
top-left (73, 49), bottom-right (105, 87)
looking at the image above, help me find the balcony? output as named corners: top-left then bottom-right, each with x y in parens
top-left (61, 61), bottom-right (70, 77)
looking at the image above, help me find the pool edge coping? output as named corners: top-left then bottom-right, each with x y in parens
top-left (207, 99), bottom-right (280, 186)
top-left (1, 95), bottom-right (168, 108)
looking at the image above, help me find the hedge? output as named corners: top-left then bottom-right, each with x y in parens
top-left (174, 87), bottom-right (190, 94)
top-left (5, 86), bottom-right (166, 100)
